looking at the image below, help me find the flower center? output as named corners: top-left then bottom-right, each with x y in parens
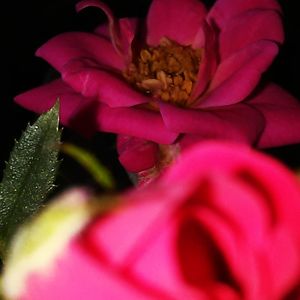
top-left (124, 37), bottom-right (201, 106)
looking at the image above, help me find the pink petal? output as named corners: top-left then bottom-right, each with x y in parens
top-left (191, 21), bottom-right (218, 100)
top-left (62, 58), bottom-right (149, 107)
top-left (219, 9), bottom-right (284, 60)
top-left (131, 218), bottom-right (205, 299)
top-left (176, 218), bottom-right (221, 285)
top-left (263, 229), bottom-right (300, 298)
top-left (195, 208), bottom-right (268, 299)
top-left (146, 0), bottom-right (207, 46)
top-left (84, 196), bottom-right (171, 265)
top-left (36, 32), bottom-right (125, 72)
top-left (203, 174), bottom-right (270, 244)
top-left (85, 198), bottom-right (204, 299)
top-left (164, 141), bottom-right (300, 235)
top-left (93, 23), bottom-right (110, 40)
top-left (161, 142), bottom-right (272, 194)
top-left (117, 135), bottom-right (159, 172)
top-left (15, 80), bottom-right (101, 137)
top-left (208, 0), bottom-right (281, 29)
top-left (118, 17), bottom-right (139, 60)
top-left (160, 102), bottom-right (265, 145)
top-left (83, 196), bottom-right (194, 298)
top-left (94, 17), bottom-right (139, 42)
top-left (76, 0), bottom-right (137, 62)
top-left (196, 193), bottom-right (300, 299)
top-left (24, 241), bottom-right (156, 300)
top-left (207, 284), bottom-right (240, 300)
top-left (197, 40), bottom-right (278, 108)
top-left (249, 83), bottom-right (300, 148)
top-left (15, 80), bottom-right (68, 115)
top-left (162, 141), bottom-right (300, 297)
top-left (96, 104), bottom-right (178, 144)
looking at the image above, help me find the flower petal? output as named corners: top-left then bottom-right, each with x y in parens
top-left (197, 40), bottom-right (278, 108)
top-left (14, 79), bottom-right (99, 137)
top-left (96, 104), bottom-right (178, 144)
top-left (93, 23), bottom-right (110, 39)
top-left (165, 140), bottom-right (300, 235)
top-left (62, 58), bottom-right (149, 107)
top-left (191, 21), bottom-right (218, 100)
top-left (118, 17), bottom-right (140, 60)
top-left (219, 9), bottom-right (284, 60)
top-left (263, 229), bottom-right (300, 298)
top-left (146, 0), bottom-right (207, 46)
top-left (36, 32), bottom-right (125, 72)
top-left (130, 217), bottom-right (206, 299)
top-left (208, 0), bottom-right (281, 29)
top-left (14, 79), bottom-right (83, 123)
top-left (248, 83), bottom-right (300, 148)
top-left (117, 135), bottom-right (159, 173)
top-left (23, 241), bottom-right (157, 300)
top-left (76, 0), bottom-right (137, 62)
top-left (160, 102), bottom-right (265, 145)
top-left (165, 142), bottom-right (300, 298)
top-left (84, 194), bottom-right (205, 299)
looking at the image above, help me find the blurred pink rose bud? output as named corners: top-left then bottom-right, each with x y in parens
top-left (2, 142), bottom-right (300, 299)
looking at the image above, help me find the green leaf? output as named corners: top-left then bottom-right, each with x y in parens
top-left (61, 143), bottom-right (115, 190)
top-left (0, 102), bottom-right (61, 257)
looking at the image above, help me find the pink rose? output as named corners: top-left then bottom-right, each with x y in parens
top-left (2, 142), bottom-right (300, 299)
top-left (15, 0), bottom-right (300, 172)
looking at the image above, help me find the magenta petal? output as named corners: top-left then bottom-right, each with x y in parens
top-left (160, 102), bottom-right (265, 145)
top-left (128, 219), bottom-right (204, 298)
top-left (198, 40), bottom-right (278, 108)
top-left (219, 9), bottom-right (284, 60)
top-left (208, 0), bottom-right (281, 29)
top-left (93, 17), bottom-right (139, 61)
top-left (62, 58), bottom-right (149, 107)
top-left (76, 0), bottom-right (137, 62)
top-left (96, 103), bottom-right (178, 144)
top-left (146, 0), bottom-right (207, 46)
top-left (15, 79), bottom-right (84, 124)
top-left (76, 0), bottom-right (122, 55)
top-left (14, 79), bottom-right (98, 136)
top-left (117, 135), bottom-right (159, 172)
top-left (162, 141), bottom-right (300, 298)
top-left (24, 242), bottom-right (155, 300)
top-left (118, 17), bottom-right (139, 60)
top-left (36, 32), bottom-right (125, 72)
top-left (86, 199), bottom-right (202, 299)
top-left (93, 23), bottom-right (110, 39)
top-left (248, 84), bottom-right (300, 148)
top-left (191, 21), bottom-right (218, 100)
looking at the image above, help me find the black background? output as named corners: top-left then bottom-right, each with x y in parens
top-left (1, 0), bottom-right (300, 191)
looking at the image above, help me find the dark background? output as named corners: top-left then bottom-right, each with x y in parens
top-left (1, 0), bottom-right (300, 191)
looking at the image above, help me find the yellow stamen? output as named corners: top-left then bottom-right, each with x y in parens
top-left (124, 37), bottom-right (201, 106)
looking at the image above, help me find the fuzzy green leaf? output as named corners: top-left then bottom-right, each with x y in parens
top-left (0, 102), bottom-right (61, 256)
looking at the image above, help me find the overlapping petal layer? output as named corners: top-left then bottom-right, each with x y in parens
top-left (146, 0), bottom-right (207, 46)
top-left (61, 59), bottom-right (149, 107)
top-left (36, 32), bottom-right (125, 71)
top-left (160, 102), bottom-right (265, 144)
top-left (95, 104), bottom-right (178, 144)
top-left (250, 84), bottom-right (300, 147)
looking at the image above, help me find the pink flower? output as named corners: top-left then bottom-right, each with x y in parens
top-left (15, 0), bottom-right (300, 171)
top-left (2, 142), bottom-right (300, 299)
